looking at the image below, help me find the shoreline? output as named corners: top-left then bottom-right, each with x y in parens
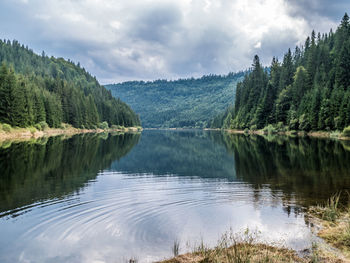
top-left (203, 128), bottom-right (350, 141)
top-left (0, 126), bottom-right (142, 143)
top-left (158, 193), bottom-right (350, 263)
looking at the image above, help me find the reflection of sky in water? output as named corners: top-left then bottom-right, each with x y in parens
top-left (0, 172), bottom-right (312, 263)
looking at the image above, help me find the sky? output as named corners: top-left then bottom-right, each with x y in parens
top-left (0, 0), bottom-right (348, 84)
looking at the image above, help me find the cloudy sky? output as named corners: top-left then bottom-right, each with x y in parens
top-left (0, 0), bottom-right (348, 84)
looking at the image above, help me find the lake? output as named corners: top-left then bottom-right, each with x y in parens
top-left (1, 130), bottom-right (350, 262)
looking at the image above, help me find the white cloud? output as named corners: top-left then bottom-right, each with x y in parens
top-left (0, 0), bottom-right (347, 83)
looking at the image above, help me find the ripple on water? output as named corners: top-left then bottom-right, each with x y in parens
top-left (1, 172), bottom-right (312, 263)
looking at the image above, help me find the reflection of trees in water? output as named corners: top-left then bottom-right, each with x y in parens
top-left (222, 133), bottom-right (350, 206)
top-left (0, 133), bottom-right (140, 215)
top-left (111, 130), bottom-right (237, 179)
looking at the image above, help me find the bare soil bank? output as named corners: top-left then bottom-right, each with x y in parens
top-left (0, 126), bottom-right (141, 142)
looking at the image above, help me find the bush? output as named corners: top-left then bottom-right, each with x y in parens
top-left (28, 127), bottom-right (37, 134)
top-left (37, 121), bottom-right (49, 131)
top-left (34, 123), bottom-right (41, 130)
top-left (276, 122), bottom-right (285, 132)
top-left (243, 128), bottom-right (249, 134)
top-left (111, 125), bottom-right (122, 130)
top-left (2, 124), bottom-right (12, 133)
top-left (250, 124), bottom-right (257, 131)
top-left (289, 130), bottom-right (297, 135)
top-left (343, 126), bottom-right (350, 137)
top-left (99, 121), bottom-right (109, 130)
top-left (263, 124), bottom-right (277, 135)
top-left (59, 123), bottom-right (70, 130)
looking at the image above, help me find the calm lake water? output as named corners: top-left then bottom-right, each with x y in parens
top-left (1, 130), bottom-right (350, 262)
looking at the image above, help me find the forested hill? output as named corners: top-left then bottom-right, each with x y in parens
top-left (106, 72), bottom-right (244, 128)
top-left (0, 40), bottom-right (140, 129)
top-left (216, 13), bottom-right (350, 132)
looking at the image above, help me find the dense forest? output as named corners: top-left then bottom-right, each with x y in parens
top-left (0, 40), bottom-right (140, 129)
top-left (106, 72), bottom-right (244, 128)
top-left (215, 14), bottom-right (350, 132)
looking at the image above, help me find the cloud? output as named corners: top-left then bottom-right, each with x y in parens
top-left (0, 0), bottom-right (348, 83)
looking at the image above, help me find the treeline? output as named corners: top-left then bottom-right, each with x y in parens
top-left (106, 72), bottom-right (244, 128)
top-left (215, 14), bottom-right (350, 131)
top-left (0, 40), bottom-right (140, 129)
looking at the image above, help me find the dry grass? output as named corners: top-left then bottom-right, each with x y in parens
top-left (308, 192), bottom-right (350, 262)
top-left (157, 229), bottom-right (324, 263)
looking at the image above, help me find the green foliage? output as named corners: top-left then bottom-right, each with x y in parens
top-left (250, 124), bottom-right (257, 131)
top-left (221, 13), bottom-right (350, 131)
top-left (28, 127), bottom-right (37, 134)
top-left (99, 121), bottom-right (109, 130)
top-left (343, 126), bottom-right (350, 137)
top-left (0, 40), bottom-right (140, 129)
top-left (106, 72), bottom-right (245, 128)
top-left (262, 124), bottom-right (277, 135)
top-left (38, 121), bottom-right (49, 131)
top-left (2, 123), bottom-right (11, 132)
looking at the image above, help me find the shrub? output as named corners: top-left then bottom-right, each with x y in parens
top-left (263, 124), bottom-right (277, 135)
top-left (38, 121), bottom-right (49, 131)
top-left (276, 122), bottom-right (286, 132)
top-left (28, 127), bottom-right (37, 134)
top-left (111, 125), bottom-right (122, 130)
top-left (59, 123), bottom-right (70, 130)
top-left (34, 123), bottom-right (41, 130)
top-left (289, 118), bottom-right (298, 130)
top-left (250, 124), bottom-right (257, 131)
top-left (343, 126), bottom-right (350, 137)
top-left (289, 130), bottom-right (297, 135)
top-left (99, 121), bottom-right (109, 130)
top-left (243, 128), bottom-right (249, 134)
top-left (2, 124), bottom-right (12, 133)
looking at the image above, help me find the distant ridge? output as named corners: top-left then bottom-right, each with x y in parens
top-left (106, 72), bottom-right (245, 128)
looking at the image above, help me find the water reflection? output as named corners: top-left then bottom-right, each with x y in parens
top-left (0, 133), bottom-right (140, 216)
top-left (221, 134), bottom-right (350, 205)
top-left (0, 130), bottom-right (350, 262)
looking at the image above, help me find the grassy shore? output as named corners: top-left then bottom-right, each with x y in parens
top-left (157, 229), bottom-right (343, 263)
top-left (215, 128), bottom-right (350, 141)
top-left (0, 123), bottom-right (142, 142)
top-left (307, 193), bottom-right (350, 261)
top-left (157, 193), bottom-right (350, 263)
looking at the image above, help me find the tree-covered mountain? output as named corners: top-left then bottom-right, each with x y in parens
top-left (106, 72), bottom-right (244, 128)
top-left (0, 40), bottom-right (140, 129)
top-left (215, 14), bottom-right (350, 132)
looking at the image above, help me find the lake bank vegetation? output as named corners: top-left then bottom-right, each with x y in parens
top-left (157, 192), bottom-right (350, 263)
top-left (308, 192), bottom-right (350, 260)
top-left (218, 125), bottom-right (350, 141)
top-left (157, 228), bottom-right (342, 263)
top-left (212, 14), bottom-right (350, 135)
top-left (0, 121), bottom-right (142, 142)
top-left (0, 40), bottom-right (140, 136)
